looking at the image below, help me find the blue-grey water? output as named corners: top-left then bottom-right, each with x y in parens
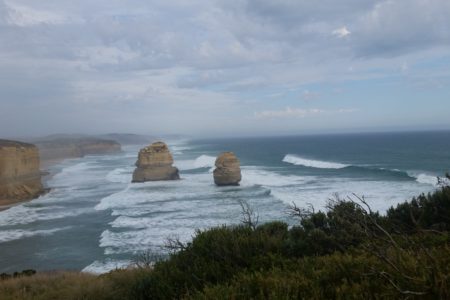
top-left (0, 131), bottom-right (449, 273)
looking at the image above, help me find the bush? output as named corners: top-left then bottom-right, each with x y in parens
top-left (386, 185), bottom-right (450, 232)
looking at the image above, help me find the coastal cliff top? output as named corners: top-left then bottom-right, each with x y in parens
top-left (215, 152), bottom-right (240, 167)
top-left (140, 141), bottom-right (169, 153)
top-left (0, 139), bottom-right (35, 148)
top-left (36, 137), bottom-right (120, 147)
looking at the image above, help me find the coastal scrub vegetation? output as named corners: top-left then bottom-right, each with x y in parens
top-left (1, 175), bottom-right (449, 299)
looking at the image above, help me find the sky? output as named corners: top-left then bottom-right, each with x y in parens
top-left (0, 0), bottom-right (450, 138)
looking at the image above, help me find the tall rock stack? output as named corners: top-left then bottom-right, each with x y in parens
top-left (213, 152), bottom-right (242, 186)
top-left (132, 141), bottom-right (180, 182)
top-left (0, 140), bottom-right (46, 205)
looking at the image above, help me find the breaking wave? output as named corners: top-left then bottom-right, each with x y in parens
top-left (0, 227), bottom-right (72, 243)
top-left (283, 154), bottom-right (349, 169)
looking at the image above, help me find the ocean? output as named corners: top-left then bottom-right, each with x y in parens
top-left (0, 131), bottom-right (449, 273)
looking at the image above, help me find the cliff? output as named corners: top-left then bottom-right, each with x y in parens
top-left (0, 140), bottom-right (46, 206)
top-left (213, 152), bottom-right (242, 186)
top-left (36, 138), bottom-right (122, 164)
top-left (132, 141), bottom-right (180, 182)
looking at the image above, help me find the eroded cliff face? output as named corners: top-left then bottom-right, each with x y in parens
top-left (132, 141), bottom-right (180, 182)
top-left (37, 138), bottom-right (122, 163)
top-left (0, 140), bottom-right (45, 205)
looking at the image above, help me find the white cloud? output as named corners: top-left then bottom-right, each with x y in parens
top-left (254, 107), bottom-right (358, 119)
top-left (254, 107), bottom-right (322, 119)
top-left (332, 26), bottom-right (351, 38)
top-left (4, 1), bottom-right (70, 27)
top-left (301, 90), bottom-right (320, 101)
top-left (77, 46), bottom-right (140, 67)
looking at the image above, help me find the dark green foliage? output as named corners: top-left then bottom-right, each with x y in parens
top-left (283, 201), bottom-right (371, 257)
top-left (137, 223), bottom-right (289, 299)
top-left (386, 185), bottom-right (450, 232)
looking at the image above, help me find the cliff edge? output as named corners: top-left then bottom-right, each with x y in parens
top-left (0, 140), bottom-right (46, 206)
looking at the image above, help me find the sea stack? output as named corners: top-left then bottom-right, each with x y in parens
top-left (132, 141), bottom-right (180, 182)
top-left (213, 152), bottom-right (242, 186)
top-left (0, 140), bottom-right (46, 206)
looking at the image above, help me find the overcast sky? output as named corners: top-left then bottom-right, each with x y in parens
top-left (1, 0), bottom-right (450, 138)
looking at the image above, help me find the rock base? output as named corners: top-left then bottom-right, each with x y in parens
top-left (132, 166), bottom-right (180, 182)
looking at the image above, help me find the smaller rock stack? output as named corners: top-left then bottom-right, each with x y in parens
top-left (213, 152), bottom-right (242, 186)
top-left (132, 142), bottom-right (180, 182)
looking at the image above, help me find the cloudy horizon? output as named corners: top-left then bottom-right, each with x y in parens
top-left (1, 0), bottom-right (450, 138)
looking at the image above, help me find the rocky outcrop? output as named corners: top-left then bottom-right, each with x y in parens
top-left (213, 152), bottom-right (242, 186)
top-left (36, 138), bottom-right (121, 165)
top-left (0, 140), bottom-right (46, 205)
top-left (132, 142), bottom-right (180, 182)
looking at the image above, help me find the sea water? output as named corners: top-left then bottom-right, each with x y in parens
top-left (0, 131), bottom-right (449, 273)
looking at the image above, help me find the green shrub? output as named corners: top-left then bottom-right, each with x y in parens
top-left (386, 185), bottom-right (450, 232)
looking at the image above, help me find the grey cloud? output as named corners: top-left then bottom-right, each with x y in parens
top-left (353, 0), bottom-right (450, 57)
top-left (0, 0), bottom-right (449, 137)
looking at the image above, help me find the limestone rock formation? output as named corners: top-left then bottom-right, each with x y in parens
top-left (0, 140), bottom-right (46, 206)
top-left (213, 152), bottom-right (242, 186)
top-left (132, 142), bottom-right (180, 182)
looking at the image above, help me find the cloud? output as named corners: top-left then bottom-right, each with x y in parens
top-left (301, 90), bottom-right (320, 101)
top-left (254, 107), bottom-right (357, 119)
top-left (332, 26), bottom-right (351, 38)
top-left (353, 0), bottom-right (450, 56)
top-left (0, 0), bottom-right (449, 137)
top-left (4, 1), bottom-right (70, 27)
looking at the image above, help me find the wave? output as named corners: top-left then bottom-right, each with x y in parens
top-left (241, 167), bottom-right (314, 187)
top-left (194, 155), bottom-right (216, 168)
top-left (176, 155), bottom-right (216, 171)
top-left (99, 228), bottom-right (192, 255)
top-left (283, 155), bottom-right (348, 169)
top-left (0, 227), bottom-right (71, 243)
top-left (408, 172), bottom-right (440, 187)
top-left (171, 145), bottom-right (191, 155)
top-left (96, 172), bottom-right (273, 212)
top-left (0, 205), bottom-right (94, 227)
top-left (106, 168), bottom-right (132, 184)
top-left (282, 155), bottom-right (441, 188)
top-left (82, 259), bottom-right (132, 274)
